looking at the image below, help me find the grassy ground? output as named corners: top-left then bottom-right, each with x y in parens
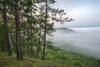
top-left (0, 52), bottom-right (77, 67)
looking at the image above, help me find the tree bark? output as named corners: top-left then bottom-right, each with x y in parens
top-left (2, 0), bottom-right (14, 55)
top-left (10, 32), bottom-right (16, 45)
top-left (42, 0), bottom-right (47, 60)
top-left (15, 0), bottom-right (21, 59)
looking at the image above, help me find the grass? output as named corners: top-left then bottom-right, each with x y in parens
top-left (0, 52), bottom-right (77, 67)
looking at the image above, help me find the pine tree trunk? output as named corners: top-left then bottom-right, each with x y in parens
top-left (3, 0), bottom-right (14, 55)
top-left (8, 33), bottom-right (14, 55)
top-left (15, 0), bottom-right (21, 59)
top-left (42, 0), bottom-right (47, 60)
top-left (10, 32), bottom-right (16, 45)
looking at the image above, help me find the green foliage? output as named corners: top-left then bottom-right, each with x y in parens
top-left (45, 45), bottom-right (99, 67)
top-left (0, 23), bottom-right (7, 52)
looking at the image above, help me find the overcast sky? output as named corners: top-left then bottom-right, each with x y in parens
top-left (53, 0), bottom-right (100, 28)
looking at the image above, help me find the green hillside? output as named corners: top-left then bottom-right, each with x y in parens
top-left (0, 45), bottom-right (100, 67)
top-left (0, 52), bottom-right (77, 67)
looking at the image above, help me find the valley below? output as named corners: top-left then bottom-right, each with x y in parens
top-left (48, 27), bottom-right (100, 59)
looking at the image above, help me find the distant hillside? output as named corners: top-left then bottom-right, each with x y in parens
top-left (55, 27), bottom-right (75, 33)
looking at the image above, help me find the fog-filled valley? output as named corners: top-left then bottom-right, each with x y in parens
top-left (48, 27), bottom-right (100, 59)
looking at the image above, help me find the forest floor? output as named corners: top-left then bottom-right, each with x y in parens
top-left (0, 52), bottom-right (77, 67)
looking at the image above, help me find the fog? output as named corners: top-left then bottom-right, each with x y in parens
top-left (48, 27), bottom-right (100, 59)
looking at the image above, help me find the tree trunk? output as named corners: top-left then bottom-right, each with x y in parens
top-left (42, 0), bottom-right (47, 60)
top-left (8, 33), bottom-right (14, 55)
top-left (15, 0), bottom-right (21, 59)
top-left (10, 32), bottom-right (16, 45)
top-left (2, 0), bottom-right (14, 55)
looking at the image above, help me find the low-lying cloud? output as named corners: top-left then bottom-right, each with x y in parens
top-left (48, 27), bottom-right (100, 59)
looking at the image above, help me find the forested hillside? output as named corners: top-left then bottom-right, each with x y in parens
top-left (0, 0), bottom-right (100, 67)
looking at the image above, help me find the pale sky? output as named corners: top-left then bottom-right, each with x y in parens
top-left (53, 0), bottom-right (100, 27)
